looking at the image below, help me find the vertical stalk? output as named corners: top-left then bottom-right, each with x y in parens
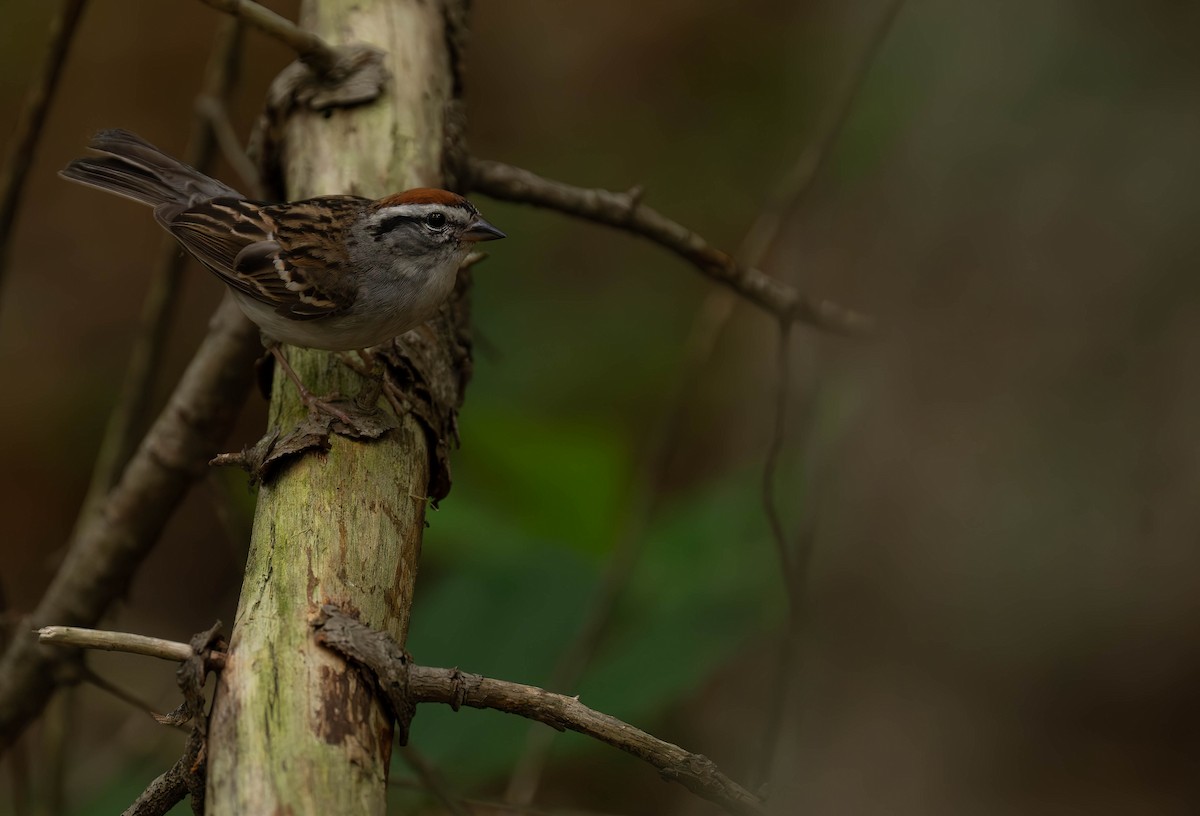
top-left (206, 2), bottom-right (461, 812)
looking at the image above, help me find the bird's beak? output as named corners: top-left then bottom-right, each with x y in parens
top-left (463, 217), bottom-right (506, 242)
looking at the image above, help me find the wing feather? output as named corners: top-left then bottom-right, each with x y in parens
top-left (161, 196), bottom-right (361, 319)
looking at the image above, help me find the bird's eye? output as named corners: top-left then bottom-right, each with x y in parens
top-left (425, 212), bottom-right (447, 231)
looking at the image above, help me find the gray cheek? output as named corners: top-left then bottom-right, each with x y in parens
top-left (391, 226), bottom-right (448, 257)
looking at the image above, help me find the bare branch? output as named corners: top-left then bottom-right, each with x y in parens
top-left (762, 320), bottom-right (797, 605)
top-left (752, 0), bottom-right (908, 785)
top-left (194, 96), bottom-right (263, 199)
top-left (36, 626), bottom-right (229, 679)
top-left (79, 667), bottom-right (177, 724)
top-left (197, 0), bottom-right (338, 75)
top-left (0, 0), bottom-right (88, 291)
top-left (465, 157), bottom-right (872, 335)
top-left (411, 668), bottom-right (765, 815)
top-left (501, 4), bottom-right (906, 785)
top-left (38, 627), bottom-right (195, 663)
top-left (0, 296), bottom-right (261, 757)
top-left (120, 753), bottom-right (189, 816)
top-left (314, 607), bottom-right (765, 816)
top-left (743, 0), bottom-right (907, 261)
top-left (74, 18), bottom-right (245, 529)
top-left (503, 297), bottom-right (733, 804)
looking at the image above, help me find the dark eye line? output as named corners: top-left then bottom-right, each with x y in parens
top-left (371, 214), bottom-right (416, 236)
top-left (371, 211), bottom-right (458, 237)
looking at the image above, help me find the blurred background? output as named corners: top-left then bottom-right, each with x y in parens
top-left (3, 0), bottom-right (1200, 813)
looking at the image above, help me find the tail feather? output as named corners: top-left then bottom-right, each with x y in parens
top-left (59, 129), bottom-right (242, 209)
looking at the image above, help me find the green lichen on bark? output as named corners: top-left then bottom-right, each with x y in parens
top-left (206, 1), bottom-right (464, 813)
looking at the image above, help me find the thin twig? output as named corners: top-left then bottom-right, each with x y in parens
top-left (0, 295), bottom-right (261, 758)
top-left (752, 320), bottom-right (800, 792)
top-left (408, 666), bottom-right (768, 816)
top-left (37, 626), bottom-right (228, 675)
top-left (399, 746), bottom-right (472, 816)
top-left (465, 158), bottom-right (871, 335)
top-left (197, 0), bottom-right (338, 75)
top-left (743, 0), bottom-right (907, 259)
top-left (503, 283), bottom-right (736, 806)
top-left (753, 0), bottom-right (908, 786)
top-left (314, 607), bottom-right (765, 816)
top-left (755, 0), bottom-right (908, 602)
top-left (38, 626), bottom-right (195, 663)
top-left (502, 16), bottom-right (890, 790)
top-left (194, 95), bottom-right (263, 199)
top-left (0, 0), bottom-right (88, 292)
top-left (72, 18), bottom-right (245, 529)
top-left (120, 752), bottom-right (190, 816)
top-left (762, 318), bottom-right (797, 606)
top-left (113, 623), bottom-right (218, 815)
top-left (78, 667), bottom-right (173, 723)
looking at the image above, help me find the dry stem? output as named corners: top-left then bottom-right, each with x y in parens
top-left (465, 158), bottom-right (872, 335)
top-left (0, 0), bottom-right (88, 290)
top-left (315, 607), bottom-right (766, 816)
top-left (0, 296), bottom-right (261, 757)
top-left (198, 0), bottom-right (338, 75)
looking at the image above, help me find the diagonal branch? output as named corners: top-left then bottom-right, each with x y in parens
top-left (37, 613), bottom-right (765, 815)
top-left (313, 607), bottom-right (766, 816)
top-left (0, 0), bottom-right (88, 292)
top-left (753, 0), bottom-right (908, 786)
top-left (74, 17), bottom-right (245, 530)
top-left (197, 0), bottom-right (390, 111)
top-left (120, 754), bottom-right (190, 816)
top-left (464, 157), bottom-right (872, 335)
top-left (0, 296), bottom-right (261, 757)
top-left (762, 319), bottom-right (798, 600)
top-left (741, 0), bottom-right (907, 260)
top-left (409, 667), bottom-right (766, 816)
top-left (502, 4), bottom-right (906, 795)
top-left (197, 0), bottom-right (338, 75)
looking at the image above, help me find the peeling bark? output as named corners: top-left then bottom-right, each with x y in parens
top-left (204, 2), bottom-right (469, 813)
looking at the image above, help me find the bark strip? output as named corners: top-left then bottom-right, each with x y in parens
top-left (203, 1), bottom-right (467, 813)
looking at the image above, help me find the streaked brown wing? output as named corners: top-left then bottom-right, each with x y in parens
top-left (163, 196), bottom-right (360, 320)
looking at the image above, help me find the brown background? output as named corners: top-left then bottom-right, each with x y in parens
top-left (2, 1), bottom-right (1199, 814)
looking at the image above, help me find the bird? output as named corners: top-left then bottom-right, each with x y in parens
top-left (61, 129), bottom-right (504, 418)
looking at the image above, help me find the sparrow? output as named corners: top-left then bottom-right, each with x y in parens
top-left (61, 129), bottom-right (504, 419)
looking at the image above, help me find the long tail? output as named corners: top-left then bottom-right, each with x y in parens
top-left (59, 129), bottom-right (242, 210)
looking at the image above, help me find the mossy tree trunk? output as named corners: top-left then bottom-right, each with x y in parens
top-left (206, 2), bottom-right (465, 812)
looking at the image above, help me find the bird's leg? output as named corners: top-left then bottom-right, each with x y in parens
top-left (336, 347), bottom-right (380, 378)
top-left (268, 344), bottom-right (353, 425)
top-left (338, 348), bottom-right (385, 410)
